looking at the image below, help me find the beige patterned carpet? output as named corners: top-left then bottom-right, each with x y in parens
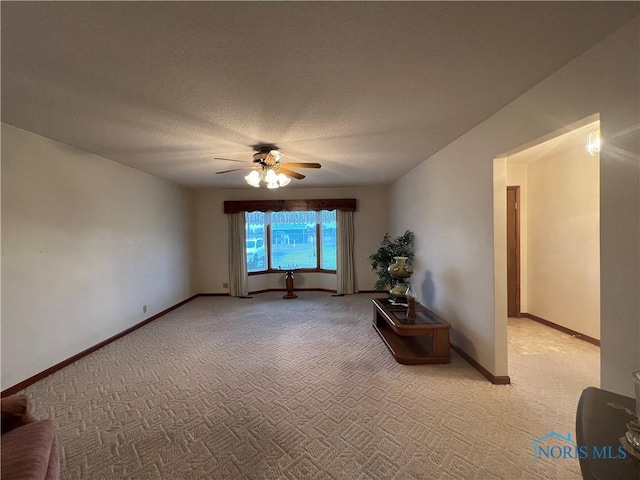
top-left (20, 293), bottom-right (599, 479)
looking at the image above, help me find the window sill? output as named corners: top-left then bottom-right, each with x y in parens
top-left (248, 269), bottom-right (336, 276)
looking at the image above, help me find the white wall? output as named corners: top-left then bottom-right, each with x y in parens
top-left (525, 143), bottom-right (600, 339)
top-left (193, 186), bottom-right (389, 294)
top-left (390, 19), bottom-right (639, 395)
top-left (1, 124), bottom-right (194, 389)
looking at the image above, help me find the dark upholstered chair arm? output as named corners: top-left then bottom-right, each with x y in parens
top-left (1, 394), bottom-right (38, 434)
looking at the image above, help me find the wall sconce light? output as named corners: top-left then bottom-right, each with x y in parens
top-left (587, 131), bottom-right (601, 156)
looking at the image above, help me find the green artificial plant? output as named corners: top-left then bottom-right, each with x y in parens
top-left (368, 230), bottom-right (415, 291)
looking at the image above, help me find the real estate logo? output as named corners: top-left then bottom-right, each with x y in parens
top-left (531, 432), bottom-right (627, 461)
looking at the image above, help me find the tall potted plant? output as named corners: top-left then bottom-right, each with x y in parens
top-left (368, 230), bottom-right (415, 291)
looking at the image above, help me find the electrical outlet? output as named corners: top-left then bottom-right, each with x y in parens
top-left (223, 282), bottom-right (229, 288)
top-left (143, 305), bottom-right (147, 313)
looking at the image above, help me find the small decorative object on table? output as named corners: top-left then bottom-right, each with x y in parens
top-left (405, 283), bottom-right (417, 319)
top-left (283, 270), bottom-right (297, 299)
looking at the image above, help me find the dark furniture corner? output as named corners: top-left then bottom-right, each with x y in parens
top-left (576, 386), bottom-right (640, 480)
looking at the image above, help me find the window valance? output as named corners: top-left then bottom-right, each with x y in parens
top-left (223, 198), bottom-right (356, 214)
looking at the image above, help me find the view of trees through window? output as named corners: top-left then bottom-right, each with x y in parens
top-left (246, 210), bottom-right (337, 273)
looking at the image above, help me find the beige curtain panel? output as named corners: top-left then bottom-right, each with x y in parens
top-left (336, 209), bottom-right (358, 295)
top-left (228, 213), bottom-right (249, 297)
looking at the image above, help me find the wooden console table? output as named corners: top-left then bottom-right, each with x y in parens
top-left (372, 298), bottom-right (451, 364)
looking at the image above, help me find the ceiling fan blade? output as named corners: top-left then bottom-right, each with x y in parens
top-left (280, 162), bottom-right (321, 169)
top-left (214, 157), bottom-right (248, 163)
top-left (215, 168), bottom-right (252, 174)
top-left (278, 167), bottom-right (305, 180)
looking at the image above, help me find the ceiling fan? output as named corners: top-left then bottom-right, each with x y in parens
top-left (214, 146), bottom-right (321, 188)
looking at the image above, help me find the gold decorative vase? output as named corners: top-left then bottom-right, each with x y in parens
top-left (388, 256), bottom-right (413, 298)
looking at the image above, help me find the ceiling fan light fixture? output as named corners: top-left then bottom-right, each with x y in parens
top-left (220, 147), bottom-right (315, 187)
top-left (244, 167), bottom-right (291, 189)
top-left (277, 173), bottom-right (291, 187)
top-left (244, 170), bottom-right (261, 187)
top-left (265, 168), bottom-right (278, 182)
top-left (265, 168), bottom-right (280, 188)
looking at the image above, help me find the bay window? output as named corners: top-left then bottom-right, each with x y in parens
top-left (246, 210), bottom-right (336, 273)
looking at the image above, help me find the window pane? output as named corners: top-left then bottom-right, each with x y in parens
top-left (321, 210), bottom-right (337, 270)
top-left (246, 212), bottom-right (267, 272)
top-left (270, 211), bottom-right (317, 269)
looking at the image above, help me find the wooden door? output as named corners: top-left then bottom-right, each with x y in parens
top-left (507, 186), bottom-right (520, 317)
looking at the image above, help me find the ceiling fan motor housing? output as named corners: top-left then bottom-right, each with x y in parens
top-left (253, 148), bottom-right (281, 165)
top-left (252, 151), bottom-right (269, 163)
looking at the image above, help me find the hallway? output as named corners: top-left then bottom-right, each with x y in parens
top-left (508, 316), bottom-right (600, 421)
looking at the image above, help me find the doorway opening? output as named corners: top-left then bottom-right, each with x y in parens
top-left (493, 115), bottom-right (601, 387)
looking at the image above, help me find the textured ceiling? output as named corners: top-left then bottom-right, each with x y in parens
top-left (2, 2), bottom-right (638, 188)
